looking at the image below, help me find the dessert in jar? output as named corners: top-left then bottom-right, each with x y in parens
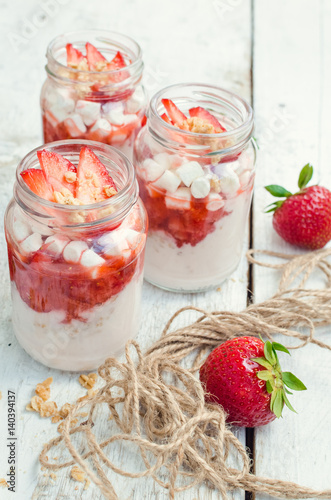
top-left (134, 83), bottom-right (256, 292)
top-left (4, 140), bottom-right (147, 371)
top-left (41, 31), bottom-right (147, 160)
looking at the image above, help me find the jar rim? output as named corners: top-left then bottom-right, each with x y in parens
top-left (149, 83), bottom-right (254, 139)
top-left (15, 139), bottom-right (138, 228)
top-left (46, 29), bottom-right (143, 85)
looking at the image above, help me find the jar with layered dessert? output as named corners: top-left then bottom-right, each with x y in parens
top-left (41, 30), bottom-right (147, 160)
top-left (134, 83), bottom-right (256, 292)
top-left (4, 140), bottom-right (147, 371)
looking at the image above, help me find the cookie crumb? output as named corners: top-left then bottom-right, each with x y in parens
top-left (0, 478), bottom-right (8, 488)
top-left (79, 373), bottom-right (98, 390)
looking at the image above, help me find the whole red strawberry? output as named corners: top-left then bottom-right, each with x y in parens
top-left (265, 164), bottom-right (331, 249)
top-left (199, 336), bottom-right (306, 427)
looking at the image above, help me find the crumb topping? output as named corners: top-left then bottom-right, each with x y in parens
top-left (68, 58), bottom-right (89, 72)
top-left (53, 188), bottom-right (82, 205)
top-left (64, 171), bottom-right (77, 183)
top-left (79, 373), bottom-right (98, 390)
top-left (70, 466), bottom-right (90, 489)
top-left (104, 185), bottom-right (117, 198)
top-left (0, 479), bottom-right (8, 488)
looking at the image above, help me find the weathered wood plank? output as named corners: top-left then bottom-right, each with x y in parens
top-left (0, 0), bottom-right (252, 498)
top-left (253, 0), bottom-right (331, 497)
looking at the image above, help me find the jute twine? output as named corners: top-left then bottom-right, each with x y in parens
top-left (40, 248), bottom-right (331, 499)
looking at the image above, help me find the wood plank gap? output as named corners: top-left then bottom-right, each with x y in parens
top-left (245, 2), bottom-right (256, 500)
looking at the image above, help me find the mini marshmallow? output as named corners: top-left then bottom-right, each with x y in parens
top-left (217, 165), bottom-right (240, 195)
top-left (20, 233), bottom-right (43, 255)
top-left (141, 158), bottom-right (166, 182)
top-left (240, 170), bottom-right (252, 188)
top-left (76, 100), bottom-right (101, 126)
top-left (206, 193), bottom-right (225, 211)
top-left (165, 187), bottom-right (191, 210)
top-left (191, 177), bottom-right (211, 199)
top-left (89, 118), bottom-right (112, 141)
top-left (153, 152), bottom-right (173, 170)
top-left (176, 161), bottom-right (205, 187)
top-left (45, 234), bottom-right (69, 257)
top-left (63, 241), bottom-right (88, 263)
top-left (44, 106), bottom-right (68, 128)
top-left (64, 114), bottom-right (87, 137)
top-left (126, 87), bottom-right (145, 113)
top-left (98, 232), bottom-right (130, 256)
top-left (122, 229), bottom-right (141, 249)
top-left (12, 219), bottom-right (31, 243)
top-left (45, 90), bottom-right (75, 114)
top-left (106, 108), bottom-right (137, 126)
top-left (80, 249), bottom-right (105, 267)
top-left (30, 223), bottom-right (54, 236)
top-left (152, 170), bottom-right (181, 194)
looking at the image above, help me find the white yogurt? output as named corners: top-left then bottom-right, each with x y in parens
top-left (11, 273), bottom-right (143, 371)
top-left (144, 192), bottom-right (252, 291)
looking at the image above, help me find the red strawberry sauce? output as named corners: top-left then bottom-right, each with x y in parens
top-left (7, 239), bottom-right (144, 324)
top-left (137, 178), bottom-right (229, 247)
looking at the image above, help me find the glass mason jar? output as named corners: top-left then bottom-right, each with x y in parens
top-left (134, 83), bottom-right (256, 292)
top-left (4, 140), bottom-right (147, 371)
top-left (41, 30), bottom-right (147, 160)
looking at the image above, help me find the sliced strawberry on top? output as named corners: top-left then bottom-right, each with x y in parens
top-left (37, 150), bottom-right (77, 195)
top-left (107, 51), bottom-right (127, 71)
top-left (160, 112), bottom-right (173, 125)
top-left (76, 146), bottom-right (118, 204)
top-left (66, 43), bottom-right (85, 68)
top-left (189, 107), bottom-right (226, 132)
top-left (21, 169), bottom-right (54, 201)
top-left (86, 42), bottom-right (107, 71)
top-left (162, 99), bottom-right (187, 125)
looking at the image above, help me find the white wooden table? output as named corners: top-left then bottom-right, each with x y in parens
top-left (0, 0), bottom-right (330, 498)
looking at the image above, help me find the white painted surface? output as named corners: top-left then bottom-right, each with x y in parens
top-left (253, 0), bottom-right (331, 498)
top-left (0, 0), bottom-right (251, 499)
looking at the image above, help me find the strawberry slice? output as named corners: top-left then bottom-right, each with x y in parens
top-left (21, 169), bottom-right (54, 201)
top-left (37, 150), bottom-right (77, 195)
top-left (161, 112), bottom-right (173, 125)
top-left (86, 42), bottom-right (107, 71)
top-left (76, 146), bottom-right (117, 204)
top-left (162, 99), bottom-right (187, 125)
top-left (188, 107), bottom-right (226, 132)
top-left (66, 43), bottom-right (85, 68)
top-left (107, 51), bottom-right (126, 71)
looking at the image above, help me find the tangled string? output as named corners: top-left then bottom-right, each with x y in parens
top-left (40, 249), bottom-right (331, 499)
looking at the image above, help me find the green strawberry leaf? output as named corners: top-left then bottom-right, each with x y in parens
top-left (298, 163), bottom-right (313, 190)
top-left (282, 372), bottom-right (307, 391)
top-left (266, 380), bottom-right (273, 394)
top-left (256, 370), bottom-right (273, 381)
top-left (272, 342), bottom-right (290, 355)
top-left (273, 390), bottom-right (284, 418)
top-left (270, 388), bottom-right (277, 411)
top-left (265, 185), bottom-right (292, 198)
top-left (284, 387), bottom-right (293, 395)
top-left (264, 341), bottom-right (277, 365)
top-left (282, 390), bottom-right (297, 414)
top-left (264, 201), bottom-right (285, 213)
top-left (252, 357), bottom-right (272, 370)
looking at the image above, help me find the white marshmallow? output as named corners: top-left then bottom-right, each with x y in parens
top-left (217, 165), bottom-right (240, 195)
top-left (98, 231), bottom-right (129, 256)
top-left (122, 229), bottom-right (141, 249)
top-left (21, 233), bottom-right (43, 255)
top-left (152, 170), bottom-right (181, 194)
top-left (80, 249), bottom-right (105, 267)
top-left (102, 101), bottom-right (124, 115)
top-left (44, 106), bottom-right (68, 128)
top-left (45, 90), bottom-right (75, 114)
top-left (30, 223), bottom-right (53, 236)
top-left (63, 241), bottom-right (88, 263)
top-left (13, 219), bottom-right (31, 243)
top-left (141, 158), bottom-right (166, 182)
top-left (206, 193), bottom-right (225, 211)
top-left (126, 87), bottom-right (145, 113)
top-left (106, 107), bottom-right (137, 126)
top-left (153, 152), bottom-right (173, 170)
top-left (240, 170), bottom-right (252, 188)
top-left (89, 118), bottom-right (112, 140)
top-left (165, 187), bottom-right (191, 210)
top-left (176, 161), bottom-right (205, 187)
top-left (64, 113), bottom-right (87, 137)
top-left (45, 235), bottom-right (69, 257)
top-left (76, 100), bottom-right (101, 126)
top-left (191, 177), bottom-right (211, 199)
